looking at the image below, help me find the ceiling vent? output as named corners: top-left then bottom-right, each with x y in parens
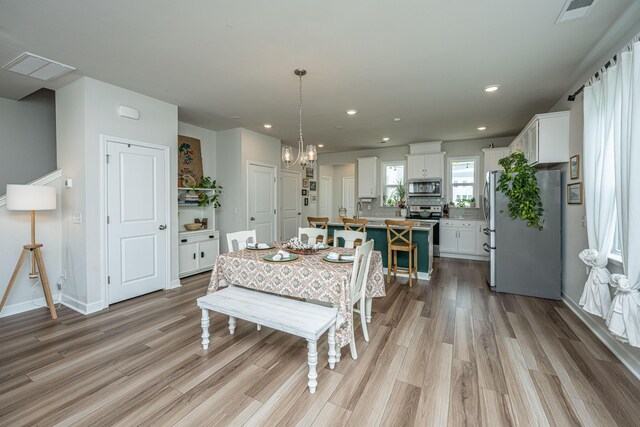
top-left (2, 52), bottom-right (75, 81)
top-left (556, 0), bottom-right (599, 24)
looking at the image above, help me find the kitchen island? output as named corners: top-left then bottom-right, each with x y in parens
top-left (326, 218), bottom-right (434, 280)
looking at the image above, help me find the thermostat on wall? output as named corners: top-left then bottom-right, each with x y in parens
top-left (118, 105), bottom-right (140, 120)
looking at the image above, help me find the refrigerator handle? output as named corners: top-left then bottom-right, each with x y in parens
top-left (483, 227), bottom-right (493, 236)
top-left (483, 242), bottom-right (495, 252)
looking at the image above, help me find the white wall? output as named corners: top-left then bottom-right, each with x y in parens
top-left (57, 77), bottom-right (178, 313)
top-left (216, 128), bottom-right (281, 253)
top-left (0, 89), bottom-right (57, 195)
top-left (550, 20), bottom-right (640, 377)
top-left (0, 172), bottom-right (62, 317)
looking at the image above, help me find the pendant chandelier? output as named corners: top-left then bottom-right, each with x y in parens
top-left (282, 69), bottom-right (316, 168)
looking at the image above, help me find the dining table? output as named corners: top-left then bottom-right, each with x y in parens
top-left (207, 244), bottom-right (386, 351)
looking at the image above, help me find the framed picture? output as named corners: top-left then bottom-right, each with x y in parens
top-left (306, 167), bottom-right (314, 178)
top-left (311, 195), bottom-right (317, 203)
top-left (570, 155), bottom-right (580, 180)
top-left (178, 135), bottom-right (204, 186)
top-left (310, 181), bottom-right (317, 191)
top-left (302, 179), bottom-right (309, 188)
top-left (567, 182), bottom-right (583, 204)
top-left (304, 197), bottom-right (309, 206)
top-left (302, 189), bottom-right (308, 196)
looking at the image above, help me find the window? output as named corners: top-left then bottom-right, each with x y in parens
top-left (448, 156), bottom-right (479, 206)
top-left (381, 161), bottom-right (406, 206)
top-left (612, 222), bottom-right (622, 257)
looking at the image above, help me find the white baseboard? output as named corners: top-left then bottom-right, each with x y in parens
top-left (383, 267), bottom-right (431, 281)
top-left (439, 252), bottom-right (489, 261)
top-left (562, 294), bottom-right (640, 380)
top-left (169, 279), bottom-right (182, 289)
top-left (0, 296), bottom-right (61, 318)
top-left (60, 294), bottom-right (104, 315)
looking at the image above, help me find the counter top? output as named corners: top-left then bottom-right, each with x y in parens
top-left (328, 218), bottom-right (434, 231)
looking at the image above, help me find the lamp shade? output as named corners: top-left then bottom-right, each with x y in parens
top-left (6, 185), bottom-right (56, 211)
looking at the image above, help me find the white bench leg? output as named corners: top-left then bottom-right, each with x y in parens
top-left (328, 325), bottom-right (336, 369)
top-left (228, 316), bottom-right (236, 335)
top-left (257, 324), bottom-right (262, 331)
top-left (365, 298), bottom-right (372, 323)
top-left (201, 309), bottom-right (210, 349)
top-left (307, 340), bottom-right (318, 393)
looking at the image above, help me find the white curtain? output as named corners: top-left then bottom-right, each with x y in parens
top-left (606, 38), bottom-right (640, 346)
top-left (579, 69), bottom-right (617, 318)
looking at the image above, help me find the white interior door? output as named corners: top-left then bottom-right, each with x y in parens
top-left (280, 170), bottom-right (301, 240)
top-left (319, 176), bottom-right (332, 217)
top-left (248, 163), bottom-right (276, 243)
top-left (107, 141), bottom-right (167, 304)
top-left (342, 176), bottom-right (355, 217)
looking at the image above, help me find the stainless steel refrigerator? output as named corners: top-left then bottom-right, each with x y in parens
top-left (483, 170), bottom-right (562, 300)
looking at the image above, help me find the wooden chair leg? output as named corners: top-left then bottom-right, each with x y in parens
top-left (34, 248), bottom-right (57, 320)
top-left (0, 248), bottom-right (29, 312)
top-left (387, 247), bottom-right (392, 283)
top-left (393, 251), bottom-right (398, 279)
top-left (408, 248), bottom-right (413, 288)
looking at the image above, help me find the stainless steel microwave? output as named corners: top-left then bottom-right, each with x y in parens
top-left (408, 178), bottom-right (442, 197)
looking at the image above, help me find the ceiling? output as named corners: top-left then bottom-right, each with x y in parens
top-left (0, 0), bottom-right (637, 152)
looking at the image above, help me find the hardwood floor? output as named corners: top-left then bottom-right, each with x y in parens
top-left (2, 257), bottom-right (640, 426)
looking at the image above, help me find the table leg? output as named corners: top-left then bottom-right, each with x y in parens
top-left (365, 298), bottom-right (372, 323)
top-left (328, 325), bottom-right (336, 369)
top-left (307, 340), bottom-right (318, 393)
top-left (228, 316), bottom-right (236, 335)
top-left (201, 309), bottom-right (210, 349)
top-left (335, 342), bottom-right (341, 363)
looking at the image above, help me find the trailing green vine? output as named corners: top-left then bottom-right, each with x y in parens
top-left (497, 151), bottom-right (544, 230)
top-left (189, 176), bottom-right (223, 208)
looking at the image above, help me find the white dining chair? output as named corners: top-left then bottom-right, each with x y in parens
top-left (226, 230), bottom-right (257, 252)
top-left (298, 227), bottom-right (328, 245)
top-left (333, 230), bottom-right (367, 249)
top-left (347, 240), bottom-right (374, 360)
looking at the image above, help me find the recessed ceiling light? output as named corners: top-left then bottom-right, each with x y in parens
top-left (318, 144), bottom-right (324, 148)
top-left (393, 117), bottom-right (401, 122)
top-left (382, 137), bottom-right (390, 141)
top-left (477, 126), bottom-right (487, 131)
top-left (484, 85), bottom-right (500, 93)
top-left (335, 125), bottom-right (344, 129)
top-left (346, 109), bottom-right (358, 115)
top-left (232, 116), bottom-right (240, 120)
top-left (263, 123), bottom-right (272, 128)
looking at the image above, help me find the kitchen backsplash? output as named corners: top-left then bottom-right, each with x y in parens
top-left (359, 199), bottom-right (402, 217)
top-left (447, 207), bottom-right (485, 220)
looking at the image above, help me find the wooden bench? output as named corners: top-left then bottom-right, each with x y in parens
top-left (197, 286), bottom-right (339, 393)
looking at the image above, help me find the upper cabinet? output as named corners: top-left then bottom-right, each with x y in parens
top-left (407, 153), bottom-right (445, 180)
top-left (357, 156), bottom-right (378, 198)
top-left (510, 111), bottom-right (570, 165)
top-left (482, 147), bottom-right (510, 177)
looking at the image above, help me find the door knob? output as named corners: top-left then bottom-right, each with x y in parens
top-left (159, 224), bottom-right (167, 230)
top-left (298, 212), bottom-right (301, 215)
top-left (250, 217), bottom-right (256, 221)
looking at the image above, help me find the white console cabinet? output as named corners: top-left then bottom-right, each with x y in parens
top-left (179, 230), bottom-right (220, 277)
top-left (439, 219), bottom-right (488, 260)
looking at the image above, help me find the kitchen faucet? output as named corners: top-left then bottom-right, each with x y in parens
top-left (355, 201), bottom-right (362, 219)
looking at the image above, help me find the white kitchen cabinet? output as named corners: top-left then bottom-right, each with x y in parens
top-left (439, 219), bottom-right (488, 259)
top-left (406, 153), bottom-right (445, 180)
top-left (482, 147), bottom-right (510, 177)
top-left (179, 230), bottom-right (220, 277)
top-left (357, 156), bottom-right (378, 198)
top-left (509, 111), bottom-right (569, 165)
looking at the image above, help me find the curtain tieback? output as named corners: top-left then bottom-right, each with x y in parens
top-left (579, 249), bottom-right (610, 283)
top-left (610, 274), bottom-right (639, 294)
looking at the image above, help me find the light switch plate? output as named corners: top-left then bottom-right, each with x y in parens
top-left (72, 212), bottom-right (83, 224)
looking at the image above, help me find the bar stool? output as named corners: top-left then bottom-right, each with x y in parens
top-left (385, 220), bottom-right (418, 287)
top-left (308, 216), bottom-right (333, 246)
top-left (342, 218), bottom-right (368, 247)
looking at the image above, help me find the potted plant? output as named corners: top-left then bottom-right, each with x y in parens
top-left (497, 151), bottom-right (544, 229)
top-left (188, 176), bottom-right (223, 208)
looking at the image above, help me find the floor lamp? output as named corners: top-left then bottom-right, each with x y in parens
top-left (0, 184), bottom-right (58, 319)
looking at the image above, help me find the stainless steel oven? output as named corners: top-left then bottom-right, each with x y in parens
top-left (407, 178), bottom-right (442, 197)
